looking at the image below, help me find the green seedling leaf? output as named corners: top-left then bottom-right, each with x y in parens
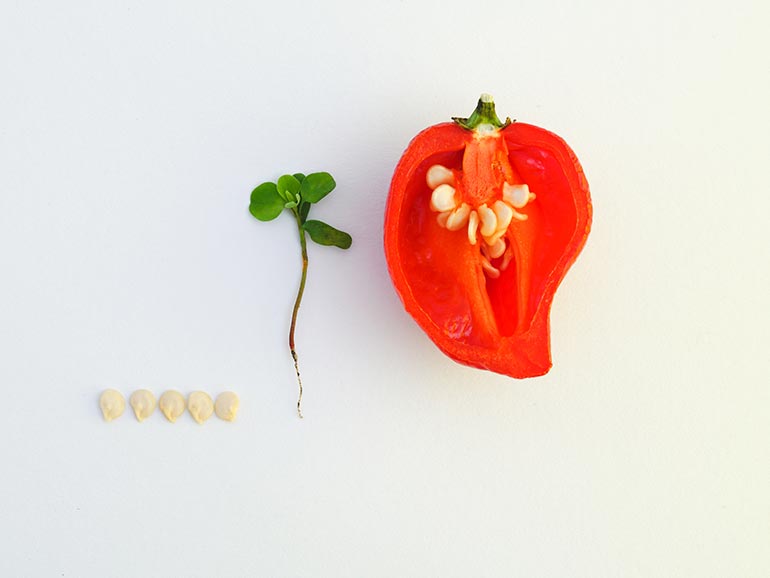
top-left (299, 201), bottom-right (311, 223)
top-left (277, 174), bottom-right (301, 195)
top-left (304, 219), bottom-right (352, 249)
top-left (300, 172), bottom-right (336, 204)
top-left (292, 173), bottom-right (306, 182)
top-left (277, 174), bottom-right (301, 202)
top-left (249, 182), bottom-right (284, 221)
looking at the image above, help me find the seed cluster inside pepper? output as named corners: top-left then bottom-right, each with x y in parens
top-left (427, 148), bottom-right (536, 280)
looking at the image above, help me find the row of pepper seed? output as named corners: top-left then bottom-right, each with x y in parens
top-left (99, 389), bottom-right (239, 423)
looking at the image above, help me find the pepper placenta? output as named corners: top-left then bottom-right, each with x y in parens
top-left (384, 95), bottom-right (592, 378)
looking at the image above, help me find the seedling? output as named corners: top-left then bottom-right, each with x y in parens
top-left (248, 172), bottom-right (352, 418)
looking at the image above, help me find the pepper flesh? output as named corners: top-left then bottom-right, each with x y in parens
top-left (384, 97), bottom-right (591, 378)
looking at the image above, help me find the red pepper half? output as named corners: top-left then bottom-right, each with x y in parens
top-left (384, 95), bottom-right (592, 378)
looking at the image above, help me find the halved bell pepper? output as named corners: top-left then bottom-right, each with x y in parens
top-left (384, 95), bottom-right (592, 378)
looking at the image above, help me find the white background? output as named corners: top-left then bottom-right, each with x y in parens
top-left (1, 1), bottom-right (768, 576)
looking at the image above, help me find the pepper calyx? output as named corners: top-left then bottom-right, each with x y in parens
top-left (452, 93), bottom-right (512, 132)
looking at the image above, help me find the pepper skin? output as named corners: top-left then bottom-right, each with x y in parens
top-left (384, 95), bottom-right (592, 378)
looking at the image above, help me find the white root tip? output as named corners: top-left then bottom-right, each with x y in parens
top-left (481, 256), bottom-right (500, 278)
top-left (512, 208), bottom-right (529, 221)
top-left (500, 247), bottom-right (514, 271)
top-left (468, 211), bottom-right (479, 245)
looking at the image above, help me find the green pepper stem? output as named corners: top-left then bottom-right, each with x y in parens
top-left (452, 93), bottom-right (512, 131)
top-left (289, 208), bottom-right (308, 419)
